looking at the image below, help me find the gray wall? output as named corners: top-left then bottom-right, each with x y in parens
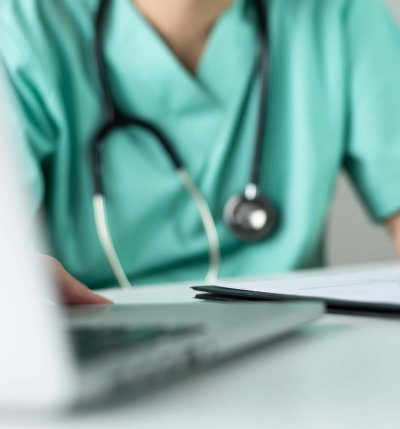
top-left (326, 0), bottom-right (399, 266)
top-left (387, 0), bottom-right (400, 20)
top-left (326, 175), bottom-right (395, 266)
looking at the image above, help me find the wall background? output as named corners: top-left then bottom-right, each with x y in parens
top-left (326, 0), bottom-right (399, 266)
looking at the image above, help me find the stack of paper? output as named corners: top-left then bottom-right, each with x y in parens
top-left (194, 264), bottom-right (400, 315)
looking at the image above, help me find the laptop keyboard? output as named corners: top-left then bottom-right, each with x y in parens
top-left (70, 325), bottom-right (204, 362)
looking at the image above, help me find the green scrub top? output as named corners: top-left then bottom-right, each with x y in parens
top-left (1, 0), bottom-right (400, 289)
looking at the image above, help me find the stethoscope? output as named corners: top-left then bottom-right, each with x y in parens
top-left (90, 0), bottom-right (277, 289)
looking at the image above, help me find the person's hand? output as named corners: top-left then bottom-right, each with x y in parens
top-left (386, 213), bottom-right (400, 255)
top-left (46, 256), bottom-right (113, 305)
top-left (386, 213), bottom-right (400, 257)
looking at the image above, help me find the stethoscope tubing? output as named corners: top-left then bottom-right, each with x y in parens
top-left (90, 0), bottom-right (271, 288)
top-left (91, 167), bottom-right (221, 288)
top-left (251, 0), bottom-right (269, 188)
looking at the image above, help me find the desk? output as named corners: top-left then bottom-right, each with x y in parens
top-left (2, 278), bottom-right (400, 429)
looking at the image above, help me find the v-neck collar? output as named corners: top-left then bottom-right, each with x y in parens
top-left (104, 0), bottom-right (257, 116)
top-left (197, 0), bottom-right (257, 107)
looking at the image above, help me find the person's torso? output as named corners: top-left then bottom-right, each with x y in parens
top-left (0, 0), bottom-right (350, 288)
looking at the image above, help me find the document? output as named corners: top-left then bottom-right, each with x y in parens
top-left (194, 264), bottom-right (400, 313)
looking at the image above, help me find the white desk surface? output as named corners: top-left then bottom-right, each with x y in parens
top-left (3, 268), bottom-right (400, 429)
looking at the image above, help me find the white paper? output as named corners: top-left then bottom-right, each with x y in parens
top-left (216, 265), bottom-right (400, 305)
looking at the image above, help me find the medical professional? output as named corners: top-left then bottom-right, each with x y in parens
top-left (1, 0), bottom-right (400, 304)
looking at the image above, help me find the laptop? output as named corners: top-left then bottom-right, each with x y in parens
top-left (0, 67), bottom-right (324, 410)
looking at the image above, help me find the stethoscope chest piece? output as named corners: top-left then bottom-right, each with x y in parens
top-left (224, 186), bottom-right (277, 242)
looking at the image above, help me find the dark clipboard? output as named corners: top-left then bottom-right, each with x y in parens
top-left (192, 285), bottom-right (400, 319)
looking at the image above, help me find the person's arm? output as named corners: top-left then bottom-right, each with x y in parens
top-left (386, 213), bottom-right (400, 258)
top-left (0, 27), bottom-right (112, 306)
top-left (343, 0), bottom-right (400, 233)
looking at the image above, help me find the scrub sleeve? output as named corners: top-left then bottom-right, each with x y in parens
top-left (344, 0), bottom-right (400, 220)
